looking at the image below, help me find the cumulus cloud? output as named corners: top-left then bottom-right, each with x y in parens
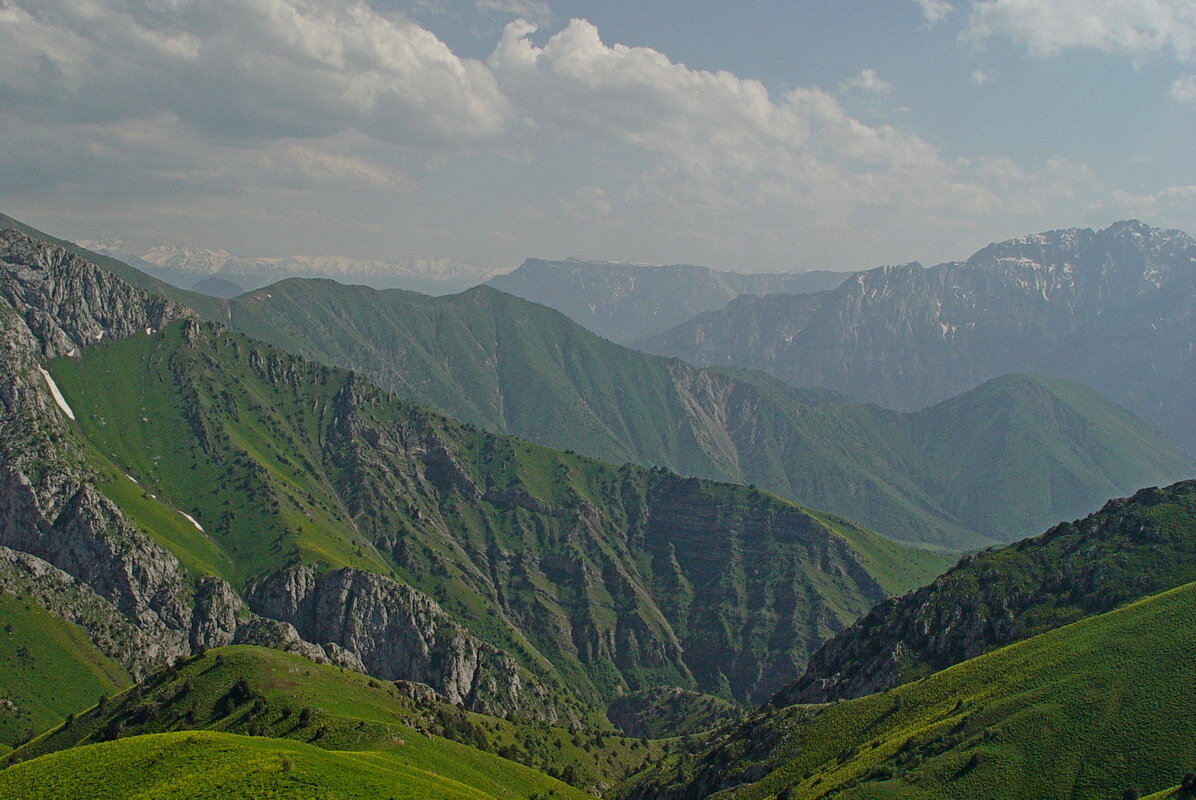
top-left (842, 69), bottom-right (894, 94)
top-left (917, 0), bottom-right (954, 24)
top-left (963, 0), bottom-right (1196, 60)
top-left (487, 19), bottom-right (989, 227)
top-left (0, 3), bottom-right (1169, 270)
top-left (1088, 184), bottom-right (1196, 222)
top-left (0, 0), bottom-right (509, 143)
top-left (1171, 74), bottom-right (1196, 101)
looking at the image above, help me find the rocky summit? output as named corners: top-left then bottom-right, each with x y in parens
top-left (641, 220), bottom-right (1196, 455)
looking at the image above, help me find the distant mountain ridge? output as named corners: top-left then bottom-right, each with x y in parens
top-left (488, 257), bottom-right (849, 342)
top-left (218, 278), bottom-right (1192, 550)
top-left (640, 220), bottom-right (1196, 454)
top-left (5, 213), bottom-right (1192, 552)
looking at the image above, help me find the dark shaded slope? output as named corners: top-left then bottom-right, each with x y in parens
top-left (624, 574), bottom-right (1196, 800)
top-left (2, 228), bottom-right (947, 714)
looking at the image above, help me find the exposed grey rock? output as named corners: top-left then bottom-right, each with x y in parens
top-left (773, 480), bottom-right (1196, 706)
top-left (0, 228), bottom-right (197, 359)
top-left (0, 235), bottom-right (379, 688)
top-left (0, 544), bottom-right (165, 678)
top-left (392, 679), bottom-right (451, 707)
top-left (246, 565), bottom-right (567, 723)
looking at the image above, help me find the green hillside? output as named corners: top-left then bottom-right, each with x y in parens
top-left (45, 318), bottom-right (948, 708)
top-left (12, 645), bottom-right (661, 794)
top-left (0, 596), bottom-right (130, 752)
top-left (0, 730), bottom-right (586, 799)
top-left (625, 578), bottom-right (1196, 800)
top-left (218, 278), bottom-right (1191, 549)
top-left (909, 373), bottom-right (1194, 538)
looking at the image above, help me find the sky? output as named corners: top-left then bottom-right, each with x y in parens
top-left (1, 0), bottom-right (1194, 274)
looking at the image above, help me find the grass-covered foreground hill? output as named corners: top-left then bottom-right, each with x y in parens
top-left (778, 480), bottom-right (1196, 704)
top-left (8, 645), bottom-right (660, 796)
top-left (0, 731), bottom-right (583, 800)
top-left (220, 277), bottom-right (1191, 550)
top-left (624, 575), bottom-right (1196, 800)
top-left (0, 594), bottom-right (129, 751)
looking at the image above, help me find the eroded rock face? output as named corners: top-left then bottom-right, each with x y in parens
top-left (0, 233), bottom-right (373, 683)
top-left (0, 544), bottom-right (165, 679)
top-left (641, 220), bottom-right (1196, 454)
top-left (0, 228), bottom-right (196, 359)
top-left (246, 565), bottom-right (566, 723)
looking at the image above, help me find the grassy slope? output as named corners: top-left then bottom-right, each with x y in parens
top-left (606, 687), bottom-right (740, 739)
top-left (46, 320), bottom-right (946, 707)
top-left (0, 730), bottom-right (587, 800)
top-left (49, 323), bottom-right (389, 586)
top-left (0, 597), bottom-right (130, 752)
top-left (777, 481), bottom-right (1196, 706)
top-left (912, 373), bottom-right (1195, 539)
top-left (6, 214), bottom-right (1189, 550)
top-left (630, 579), bottom-right (1196, 800)
top-left (11, 645), bottom-right (660, 795)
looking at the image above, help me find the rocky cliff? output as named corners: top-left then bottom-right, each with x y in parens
top-left (2, 228), bottom-right (936, 723)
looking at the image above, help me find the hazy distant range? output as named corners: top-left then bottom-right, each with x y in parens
top-left (77, 244), bottom-right (849, 326)
top-left (76, 241), bottom-right (506, 297)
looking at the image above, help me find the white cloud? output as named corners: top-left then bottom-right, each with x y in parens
top-left (917, 0), bottom-right (954, 24)
top-left (1171, 73), bottom-right (1196, 101)
top-left (972, 69), bottom-right (992, 84)
top-left (487, 19), bottom-right (987, 228)
top-left (1087, 184), bottom-right (1196, 223)
top-left (0, 0), bottom-right (509, 143)
top-left (842, 68), bottom-right (894, 94)
top-left (1, 4), bottom-right (1178, 272)
top-left (964, 0), bottom-right (1196, 60)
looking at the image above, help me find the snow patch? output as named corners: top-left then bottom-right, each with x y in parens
top-left (38, 368), bottom-right (76, 420)
top-left (179, 511), bottom-right (205, 532)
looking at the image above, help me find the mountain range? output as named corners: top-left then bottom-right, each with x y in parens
top-left (640, 220), bottom-right (1196, 455)
top-left (212, 276), bottom-right (1191, 551)
top-left (76, 240), bottom-right (503, 297)
top-left (0, 225), bottom-right (950, 730)
top-left (3, 211), bottom-right (1196, 800)
top-left (488, 257), bottom-right (849, 343)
